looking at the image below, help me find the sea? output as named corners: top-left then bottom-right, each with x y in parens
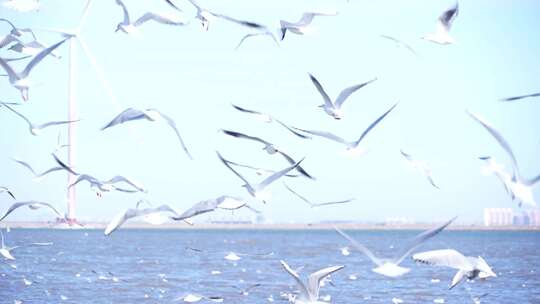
top-left (1, 229), bottom-right (539, 303)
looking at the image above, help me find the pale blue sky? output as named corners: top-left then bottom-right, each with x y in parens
top-left (0, 0), bottom-right (539, 224)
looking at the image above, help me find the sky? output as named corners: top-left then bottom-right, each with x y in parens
top-left (0, 0), bottom-right (539, 224)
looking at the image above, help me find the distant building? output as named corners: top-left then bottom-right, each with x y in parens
top-left (484, 208), bottom-right (540, 227)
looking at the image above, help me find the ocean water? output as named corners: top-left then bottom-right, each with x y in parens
top-left (1, 228), bottom-right (539, 303)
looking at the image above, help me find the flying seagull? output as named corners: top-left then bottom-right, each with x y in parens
top-left (231, 104), bottom-right (311, 139)
top-left (226, 159), bottom-right (300, 178)
top-left (400, 150), bottom-right (439, 189)
top-left (469, 111), bottom-right (540, 207)
top-left (165, 0), bottom-right (214, 31)
top-left (0, 38), bottom-right (67, 101)
top-left (413, 249), bottom-right (497, 289)
top-left (0, 201), bottom-right (63, 222)
top-left (422, 2), bottom-right (459, 45)
top-left (171, 195), bottom-right (260, 222)
top-left (0, 102), bottom-right (78, 135)
top-left (500, 92), bottom-right (540, 102)
top-left (114, 0), bottom-right (188, 35)
top-left (101, 107), bottom-right (192, 159)
top-left (12, 158), bottom-right (64, 181)
top-left (334, 217), bottom-right (456, 277)
top-left (379, 35), bottom-right (419, 57)
top-left (0, 187), bottom-right (15, 200)
top-left (309, 73), bottom-right (377, 120)
top-left (0, 18), bottom-right (25, 48)
top-left (217, 151), bottom-right (303, 203)
top-left (283, 183), bottom-right (354, 208)
top-left (105, 203), bottom-right (182, 235)
top-left (280, 260), bottom-right (344, 304)
top-left (0, 230), bottom-right (52, 260)
top-left (294, 103), bottom-right (398, 153)
top-left (279, 11), bottom-right (338, 40)
top-left (221, 129), bottom-right (314, 179)
top-left (69, 174), bottom-right (146, 195)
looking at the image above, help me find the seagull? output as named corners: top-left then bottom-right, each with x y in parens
top-left (280, 260), bottom-right (344, 304)
top-left (413, 249), bottom-right (497, 289)
top-left (469, 111), bottom-right (540, 207)
top-left (279, 11), bottom-right (338, 40)
top-left (0, 18), bottom-right (25, 48)
top-left (0, 231), bottom-right (52, 260)
top-left (226, 159), bottom-right (300, 178)
top-left (294, 103), bottom-right (398, 154)
top-left (232, 283), bottom-right (262, 296)
top-left (283, 183), bottom-right (354, 208)
top-left (309, 73), bottom-right (377, 120)
top-left (400, 150), bottom-right (439, 189)
top-left (221, 129), bottom-right (314, 179)
top-left (2, 0), bottom-right (40, 12)
top-left (334, 217), bottom-right (456, 277)
top-left (422, 2), bottom-right (459, 45)
top-left (0, 38), bottom-right (67, 101)
top-left (171, 195), bottom-right (260, 222)
top-left (69, 174), bottom-right (146, 195)
top-left (0, 201), bottom-right (63, 222)
top-left (7, 31), bottom-right (62, 59)
top-left (0, 187), bottom-right (15, 199)
top-left (231, 104), bottom-right (311, 139)
top-left (0, 102), bottom-right (79, 135)
top-left (104, 203), bottom-right (182, 235)
top-left (500, 92), bottom-right (540, 102)
top-left (12, 158), bottom-right (64, 181)
top-left (114, 0), bottom-right (188, 35)
top-left (216, 151), bottom-right (303, 203)
top-left (165, 0), bottom-right (214, 31)
top-left (101, 107), bottom-right (192, 159)
top-left (379, 35), bottom-right (419, 57)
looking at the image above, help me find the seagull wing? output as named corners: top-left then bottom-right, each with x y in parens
top-left (68, 174), bottom-right (100, 189)
top-left (276, 150), bottom-right (315, 180)
top-left (334, 78), bottom-right (377, 109)
top-left (292, 127), bottom-right (348, 145)
top-left (400, 150), bottom-right (414, 161)
top-left (438, 3), bottom-right (459, 31)
top-left (412, 249), bottom-right (473, 270)
top-left (52, 153), bottom-right (79, 175)
top-left (0, 187), bottom-right (16, 200)
top-left (36, 119), bottom-right (79, 130)
top-left (280, 260), bottom-right (310, 301)
top-left (100, 108), bottom-right (146, 130)
top-left (35, 167), bottom-right (64, 179)
top-left (133, 12), bottom-right (186, 27)
top-left (216, 151), bottom-right (253, 188)
top-left (12, 158), bottom-right (36, 176)
top-left (500, 92), bottom-right (540, 102)
top-left (393, 217), bottom-right (456, 264)
top-left (21, 38), bottom-right (67, 78)
top-left (153, 110), bottom-right (193, 160)
top-left (221, 129), bottom-right (272, 146)
top-left (309, 73), bottom-right (333, 108)
top-left (275, 119), bottom-right (312, 139)
top-left (313, 199), bottom-right (355, 207)
top-left (307, 265), bottom-right (344, 300)
top-left (231, 103), bottom-right (267, 117)
top-left (468, 111), bottom-right (520, 177)
top-left (171, 198), bottom-right (220, 221)
top-left (334, 227), bottom-right (383, 266)
top-left (0, 102), bottom-right (32, 127)
top-left (0, 201), bottom-right (62, 222)
top-left (258, 158), bottom-right (304, 189)
top-left (283, 183), bottom-right (313, 206)
top-left (114, 0), bottom-right (131, 24)
top-left (449, 269), bottom-right (467, 289)
top-left (353, 102), bottom-right (398, 147)
top-left (0, 56), bottom-right (18, 82)
top-left (106, 176), bottom-right (146, 192)
top-left (104, 208), bottom-right (139, 235)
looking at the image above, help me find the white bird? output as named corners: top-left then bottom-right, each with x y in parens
top-left (469, 111), bottom-right (540, 207)
top-left (165, 0), bottom-right (215, 31)
top-left (2, 0), bottom-right (39, 12)
top-left (0, 201), bottom-right (63, 222)
top-left (1, 102), bottom-right (79, 135)
top-left (280, 260), bottom-right (344, 304)
top-left (283, 183), bottom-right (354, 208)
top-left (0, 187), bottom-right (16, 200)
top-left (226, 159), bottom-right (300, 178)
top-left (12, 158), bottom-right (64, 181)
top-left (69, 174), bottom-right (146, 195)
top-left (279, 11), bottom-right (338, 40)
top-left (422, 3), bottom-right (459, 45)
top-left (221, 129), bottom-right (314, 179)
top-left (294, 103), bottom-right (398, 154)
top-left (334, 217), bottom-right (456, 277)
top-left (104, 203), bottom-right (182, 235)
top-left (114, 0), bottom-right (188, 35)
top-left (101, 107), bottom-right (192, 159)
top-left (219, 15), bottom-right (279, 49)
top-left (217, 151), bottom-right (304, 203)
top-left (0, 38), bottom-right (66, 101)
top-left (0, 18), bottom-right (26, 48)
top-left (309, 73), bottom-right (377, 120)
top-left (171, 195), bottom-right (260, 222)
top-left (400, 150), bottom-right (439, 189)
top-left (500, 92), bottom-right (540, 102)
top-left (231, 104), bottom-right (311, 139)
top-left (0, 230), bottom-right (52, 260)
top-left (413, 249), bottom-right (497, 289)
top-left (379, 35), bottom-right (419, 57)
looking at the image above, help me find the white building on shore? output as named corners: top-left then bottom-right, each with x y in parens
top-left (484, 208), bottom-right (540, 227)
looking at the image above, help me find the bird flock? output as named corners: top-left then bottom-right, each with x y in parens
top-left (0, 0), bottom-right (538, 303)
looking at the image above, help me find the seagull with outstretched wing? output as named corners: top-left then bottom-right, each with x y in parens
top-left (422, 2), bottom-right (459, 45)
top-left (1, 102), bottom-right (79, 135)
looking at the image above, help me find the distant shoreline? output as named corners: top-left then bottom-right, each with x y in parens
top-left (1, 222), bottom-right (539, 231)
